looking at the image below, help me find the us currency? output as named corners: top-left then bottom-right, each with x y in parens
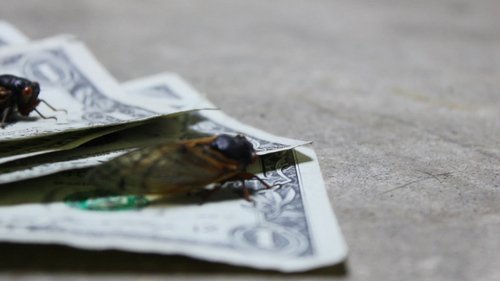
top-left (0, 27), bottom-right (114, 162)
top-left (0, 72), bottom-right (207, 165)
top-left (0, 145), bottom-right (347, 272)
top-left (0, 73), bottom-right (309, 184)
top-left (0, 35), bottom-right (205, 141)
top-left (0, 123), bottom-right (140, 164)
top-left (0, 26), bottom-right (209, 163)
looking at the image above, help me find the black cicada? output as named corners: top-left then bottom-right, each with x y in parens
top-left (0, 74), bottom-right (63, 128)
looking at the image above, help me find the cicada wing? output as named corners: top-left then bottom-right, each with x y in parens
top-left (87, 141), bottom-right (238, 195)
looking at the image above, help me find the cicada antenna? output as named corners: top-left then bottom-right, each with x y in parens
top-left (39, 99), bottom-right (67, 114)
top-left (33, 99), bottom-right (67, 121)
top-left (33, 107), bottom-right (57, 121)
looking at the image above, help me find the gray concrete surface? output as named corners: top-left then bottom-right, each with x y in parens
top-left (0, 0), bottom-right (499, 280)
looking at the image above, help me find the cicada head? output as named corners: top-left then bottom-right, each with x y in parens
top-left (209, 134), bottom-right (257, 168)
top-left (16, 81), bottom-right (41, 116)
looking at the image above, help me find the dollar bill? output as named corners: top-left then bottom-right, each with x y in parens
top-left (0, 35), bottom-right (207, 141)
top-left (0, 28), bottom-right (211, 162)
top-left (0, 145), bottom-right (347, 272)
top-left (0, 73), bottom-right (208, 165)
top-left (0, 123), bottom-right (140, 164)
top-left (0, 73), bottom-right (309, 184)
top-left (0, 29), bottom-right (120, 162)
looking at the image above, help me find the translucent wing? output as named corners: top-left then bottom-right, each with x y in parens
top-left (87, 140), bottom-right (242, 195)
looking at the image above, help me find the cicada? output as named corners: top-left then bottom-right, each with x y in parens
top-left (86, 134), bottom-right (272, 202)
top-left (0, 74), bottom-right (64, 128)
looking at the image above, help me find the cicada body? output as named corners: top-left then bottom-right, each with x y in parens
top-left (86, 134), bottom-right (272, 201)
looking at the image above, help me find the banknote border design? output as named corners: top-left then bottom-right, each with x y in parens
top-left (229, 149), bottom-right (314, 256)
top-left (20, 48), bottom-right (158, 123)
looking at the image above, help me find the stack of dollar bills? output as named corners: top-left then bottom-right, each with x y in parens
top-left (0, 21), bottom-right (347, 272)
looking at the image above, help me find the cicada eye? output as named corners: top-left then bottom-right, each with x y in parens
top-left (22, 87), bottom-right (33, 98)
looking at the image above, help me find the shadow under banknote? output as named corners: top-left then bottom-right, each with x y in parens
top-left (0, 242), bottom-right (348, 276)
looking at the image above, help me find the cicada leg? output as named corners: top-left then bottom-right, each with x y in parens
top-left (241, 180), bottom-right (251, 202)
top-left (227, 172), bottom-right (279, 202)
top-left (1, 107), bottom-right (11, 129)
top-left (200, 184), bottom-right (223, 204)
top-left (200, 181), bottom-right (253, 203)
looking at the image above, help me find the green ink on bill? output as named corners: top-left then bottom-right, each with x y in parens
top-left (64, 190), bottom-right (150, 211)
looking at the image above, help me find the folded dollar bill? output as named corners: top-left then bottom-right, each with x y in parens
top-left (0, 123), bottom-right (140, 165)
top-left (0, 35), bottom-right (207, 141)
top-left (0, 73), bottom-right (309, 184)
top-left (0, 29), bottom-right (213, 163)
top-left (0, 145), bottom-right (346, 272)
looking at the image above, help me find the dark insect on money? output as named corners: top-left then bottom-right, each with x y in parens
top-left (0, 74), bottom-right (64, 129)
top-left (87, 134), bottom-right (273, 202)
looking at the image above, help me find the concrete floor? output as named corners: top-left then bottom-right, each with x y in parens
top-left (0, 1), bottom-right (499, 280)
